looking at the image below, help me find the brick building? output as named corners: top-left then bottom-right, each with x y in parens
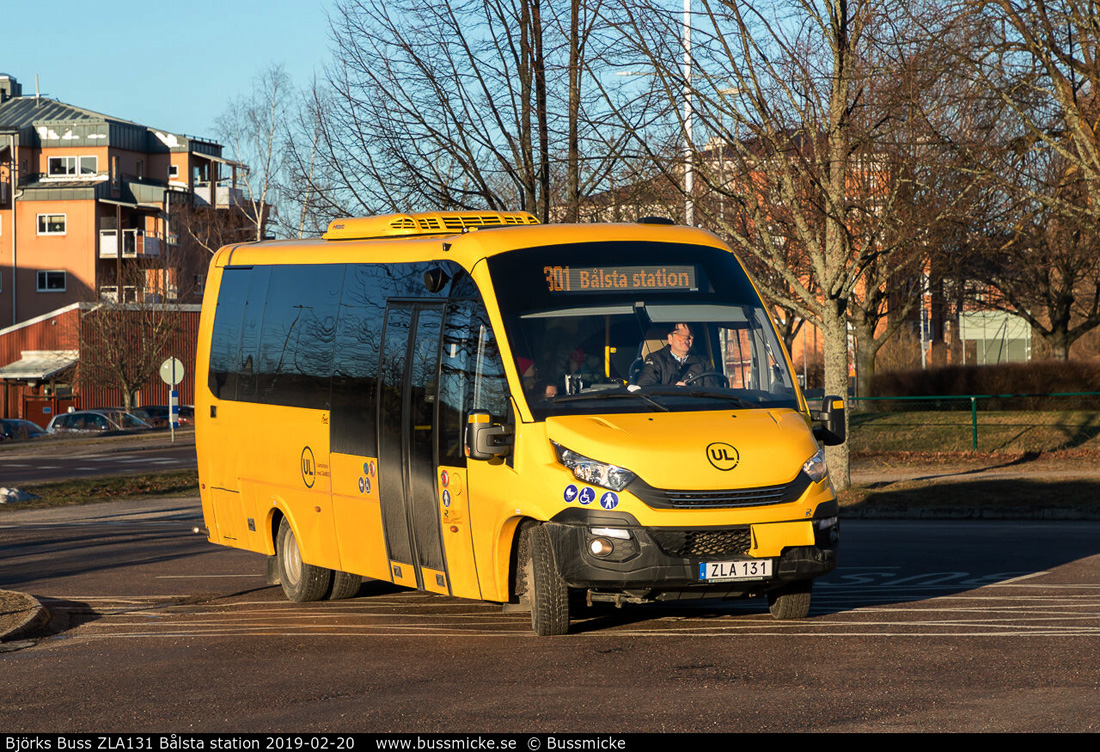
top-left (0, 72), bottom-right (255, 424)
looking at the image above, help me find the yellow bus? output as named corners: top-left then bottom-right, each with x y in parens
top-left (195, 211), bottom-right (845, 635)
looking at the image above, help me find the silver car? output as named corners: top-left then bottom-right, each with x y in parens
top-left (46, 410), bottom-right (152, 435)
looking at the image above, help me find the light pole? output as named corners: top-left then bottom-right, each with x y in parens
top-left (682, 0), bottom-right (693, 226)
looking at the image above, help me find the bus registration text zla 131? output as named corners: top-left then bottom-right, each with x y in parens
top-left (544, 265), bottom-right (698, 293)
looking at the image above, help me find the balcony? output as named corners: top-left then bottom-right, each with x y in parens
top-left (193, 180), bottom-right (245, 208)
top-left (99, 229), bottom-right (161, 259)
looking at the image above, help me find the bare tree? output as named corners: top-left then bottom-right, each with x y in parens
top-left (299, 0), bottom-right (650, 224)
top-left (606, 0), bottom-right (976, 487)
top-left (78, 267), bottom-right (185, 412)
top-left (215, 65), bottom-right (290, 240)
top-left (937, 0), bottom-right (1100, 360)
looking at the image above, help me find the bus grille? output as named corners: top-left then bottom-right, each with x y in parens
top-left (650, 528), bottom-right (752, 558)
top-left (629, 473), bottom-right (810, 509)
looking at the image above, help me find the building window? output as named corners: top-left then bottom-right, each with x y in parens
top-left (37, 214), bottom-right (66, 235)
top-left (37, 271), bottom-right (66, 292)
top-left (47, 156), bottom-right (97, 177)
top-left (169, 164), bottom-right (179, 179)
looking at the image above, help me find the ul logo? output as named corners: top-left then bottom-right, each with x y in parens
top-left (301, 446), bottom-right (316, 488)
top-left (706, 442), bottom-right (739, 471)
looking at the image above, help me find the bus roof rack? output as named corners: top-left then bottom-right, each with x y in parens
top-left (323, 211), bottom-right (539, 240)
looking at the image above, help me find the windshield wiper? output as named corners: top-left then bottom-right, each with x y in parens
top-left (551, 390), bottom-right (670, 412)
top-left (643, 388), bottom-right (759, 410)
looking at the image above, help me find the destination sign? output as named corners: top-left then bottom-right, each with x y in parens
top-left (544, 265), bottom-right (698, 293)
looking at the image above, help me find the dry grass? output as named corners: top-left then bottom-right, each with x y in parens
top-left (0, 469), bottom-right (198, 510)
top-left (849, 409), bottom-right (1100, 453)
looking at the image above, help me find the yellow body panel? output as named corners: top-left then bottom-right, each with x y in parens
top-left (330, 453), bottom-right (391, 582)
top-left (437, 466), bottom-right (482, 600)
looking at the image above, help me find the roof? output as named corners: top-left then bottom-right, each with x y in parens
top-left (0, 96), bottom-right (129, 130)
top-left (0, 95), bottom-right (219, 153)
top-left (214, 216), bottom-right (728, 271)
top-left (0, 350), bottom-right (78, 381)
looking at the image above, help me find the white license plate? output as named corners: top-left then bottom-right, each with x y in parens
top-left (699, 559), bottom-right (773, 582)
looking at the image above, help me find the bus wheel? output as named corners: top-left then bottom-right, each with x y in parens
top-left (276, 518), bottom-right (332, 602)
top-left (327, 571), bottom-right (362, 600)
top-left (767, 580), bottom-right (812, 619)
top-left (522, 524), bottom-right (570, 636)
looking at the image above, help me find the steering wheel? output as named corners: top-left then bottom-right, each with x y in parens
top-left (682, 371), bottom-right (728, 387)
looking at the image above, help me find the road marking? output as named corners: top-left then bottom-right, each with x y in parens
top-left (155, 574), bottom-right (265, 579)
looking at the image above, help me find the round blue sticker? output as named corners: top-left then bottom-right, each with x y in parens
top-left (578, 487), bottom-right (595, 505)
top-left (442, 489), bottom-right (451, 508)
top-left (599, 492), bottom-right (619, 510)
top-left (563, 484), bottom-right (579, 503)
top-left (358, 477), bottom-right (366, 494)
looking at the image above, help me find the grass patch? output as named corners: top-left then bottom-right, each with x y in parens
top-left (838, 476), bottom-right (1100, 517)
top-left (849, 409), bottom-right (1100, 453)
top-left (1, 469), bottom-right (199, 510)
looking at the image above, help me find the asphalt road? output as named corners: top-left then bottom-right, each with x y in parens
top-left (2, 497), bottom-right (1100, 732)
top-left (0, 431), bottom-right (196, 485)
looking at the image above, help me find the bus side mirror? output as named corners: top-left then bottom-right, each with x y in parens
top-left (466, 410), bottom-right (514, 461)
top-left (811, 395), bottom-right (845, 446)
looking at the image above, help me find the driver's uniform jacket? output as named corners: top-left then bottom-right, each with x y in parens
top-left (635, 346), bottom-right (708, 387)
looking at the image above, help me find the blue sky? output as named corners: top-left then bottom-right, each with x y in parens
top-left (3, 0), bottom-right (333, 140)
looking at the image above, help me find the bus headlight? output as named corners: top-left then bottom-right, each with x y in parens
top-left (802, 449), bottom-right (828, 483)
top-left (552, 442), bottom-right (636, 491)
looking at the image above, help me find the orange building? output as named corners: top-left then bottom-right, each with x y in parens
top-left (0, 73), bottom-right (255, 422)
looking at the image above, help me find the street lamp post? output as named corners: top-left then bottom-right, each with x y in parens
top-left (683, 0), bottom-right (693, 226)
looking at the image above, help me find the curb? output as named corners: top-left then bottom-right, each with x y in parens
top-left (0, 590), bottom-right (50, 643)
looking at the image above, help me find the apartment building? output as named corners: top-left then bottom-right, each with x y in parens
top-left (0, 72), bottom-right (253, 423)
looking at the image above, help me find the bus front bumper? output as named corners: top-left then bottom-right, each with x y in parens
top-left (543, 508), bottom-right (837, 600)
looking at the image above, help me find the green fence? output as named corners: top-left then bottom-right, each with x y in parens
top-left (848, 392), bottom-right (1100, 452)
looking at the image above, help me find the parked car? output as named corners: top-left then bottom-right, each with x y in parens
top-left (46, 410), bottom-right (153, 436)
top-left (131, 405), bottom-right (194, 427)
top-left (0, 418), bottom-right (47, 441)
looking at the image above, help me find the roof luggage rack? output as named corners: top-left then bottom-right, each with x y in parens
top-left (323, 211), bottom-right (539, 240)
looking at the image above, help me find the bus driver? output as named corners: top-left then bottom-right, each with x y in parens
top-left (635, 323), bottom-right (709, 387)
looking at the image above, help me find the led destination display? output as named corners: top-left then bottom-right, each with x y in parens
top-left (544, 265), bottom-right (698, 293)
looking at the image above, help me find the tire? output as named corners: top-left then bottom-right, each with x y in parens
top-left (767, 579), bottom-right (812, 620)
top-left (521, 523), bottom-right (570, 636)
top-left (327, 571), bottom-right (362, 600)
top-left (276, 518), bottom-right (332, 602)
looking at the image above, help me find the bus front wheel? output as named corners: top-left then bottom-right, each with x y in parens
top-left (521, 523), bottom-right (570, 636)
top-left (276, 518), bottom-right (332, 602)
top-left (767, 579), bottom-right (812, 619)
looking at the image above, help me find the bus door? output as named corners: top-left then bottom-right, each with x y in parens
top-left (377, 302), bottom-right (449, 593)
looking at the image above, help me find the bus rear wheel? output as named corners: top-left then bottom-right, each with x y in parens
top-left (767, 579), bottom-right (812, 619)
top-left (276, 518), bottom-right (332, 602)
top-left (521, 523), bottom-right (570, 636)
top-left (328, 571), bottom-right (362, 600)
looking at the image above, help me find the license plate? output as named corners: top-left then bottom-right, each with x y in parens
top-left (699, 559), bottom-right (773, 582)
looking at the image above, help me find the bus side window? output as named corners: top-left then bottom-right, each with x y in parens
top-left (208, 267), bottom-right (250, 400)
top-left (438, 297), bottom-right (509, 466)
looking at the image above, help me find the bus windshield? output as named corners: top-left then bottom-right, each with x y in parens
top-left (487, 241), bottom-right (799, 418)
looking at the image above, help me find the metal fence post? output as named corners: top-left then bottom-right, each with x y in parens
top-left (971, 397), bottom-right (978, 451)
